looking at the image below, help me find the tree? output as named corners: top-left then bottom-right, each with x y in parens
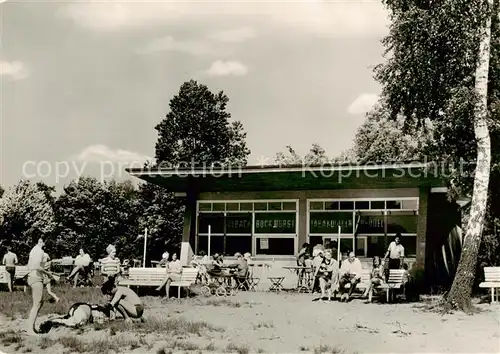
top-left (0, 185), bottom-right (4, 198)
top-left (0, 180), bottom-right (56, 262)
top-left (155, 79), bottom-right (250, 167)
top-left (376, 0), bottom-right (500, 311)
top-left (275, 143), bottom-right (330, 165)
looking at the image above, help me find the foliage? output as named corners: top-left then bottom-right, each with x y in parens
top-left (0, 185), bottom-right (4, 198)
top-left (0, 180), bottom-right (56, 262)
top-left (275, 143), bottom-right (330, 165)
top-left (155, 79), bottom-right (250, 167)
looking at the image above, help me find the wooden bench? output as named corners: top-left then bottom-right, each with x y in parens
top-left (378, 269), bottom-right (407, 302)
top-left (0, 266), bottom-right (29, 291)
top-left (119, 267), bottom-right (199, 298)
top-left (479, 267), bottom-right (500, 303)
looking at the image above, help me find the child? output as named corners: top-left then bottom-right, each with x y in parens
top-left (42, 253), bottom-right (60, 303)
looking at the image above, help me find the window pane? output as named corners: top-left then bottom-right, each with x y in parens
top-left (325, 202), bottom-right (339, 210)
top-left (355, 237), bottom-right (366, 257)
top-left (355, 201), bottom-right (370, 210)
top-left (366, 236), bottom-right (387, 258)
top-left (339, 201), bottom-right (354, 210)
top-left (212, 203), bottom-right (225, 212)
top-left (226, 202), bottom-right (239, 211)
top-left (400, 236), bottom-right (417, 257)
top-left (282, 202), bottom-right (297, 211)
top-left (226, 236), bottom-right (252, 256)
top-left (256, 237), bottom-right (295, 255)
top-left (255, 213), bottom-right (296, 234)
top-left (309, 212), bottom-right (353, 234)
top-left (401, 199), bottom-right (419, 210)
top-left (339, 238), bottom-right (354, 257)
top-left (387, 211), bottom-right (417, 234)
top-left (386, 200), bottom-right (402, 209)
top-left (310, 202), bottom-right (324, 210)
top-left (225, 213), bottom-right (252, 234)
top-left (309, 236), bottom-right (324, 248)
top-left (198, 203), bottom-right (212, 212)
top-left (198, 235), bottom-right (224, 255)
top-left (357, 211), bottom-right (385, 234)
top-left (239, 202), bottom-right (253, 211)
top-left (254, 202), bottom-right (268, 211)
top-left (268, 202), bottom-right (282, 211)
top-left (371, 201), bottom-right (385, 210)
top-left (198, 213), bottom-right (225, 234)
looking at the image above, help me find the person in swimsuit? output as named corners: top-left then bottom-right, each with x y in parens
top-left (101, 276), bottom-right (144, 323)
top-left (2, 245), bottom-right (18, 292)
top-left (42, 252), bottom-right (60, 303)
top-left (26, 238), bottom-right (56, 334)
top-left (38, 302), bottom-right (112, 333)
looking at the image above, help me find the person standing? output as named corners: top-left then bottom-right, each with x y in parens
top-left (2, 245), bottom-right (18, 292)
top-left (26, 238), bottom-right (55, 334)
top-left (384, 234), bottom-right (405, 270)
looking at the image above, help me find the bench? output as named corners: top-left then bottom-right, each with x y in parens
top-left (119, 267), bottom-right (199, 298)
top-left (0, 266), bottom-right (29, 291)
top-left (378, 269), bottom-right (407, 302)
top-left (479, 266), bottom-right (500, 303)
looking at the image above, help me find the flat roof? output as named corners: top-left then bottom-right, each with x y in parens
top-left (126, 162), bottom-right (446, 193)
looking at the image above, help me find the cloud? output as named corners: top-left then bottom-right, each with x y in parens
top-left (206, 60), bottom-right (248, 77)
top-left (0, 60), bottom-right (29, 80)
top-left (138, 36), bottom-right (212, 55)
top-left (76, 144), bottom-right (152, 165)
top-left (347, 93), bottom-right (380, 114)
top-left (208, 27), bottom-right (256, 42)
top-left (59, 1), bottom-right (388, 37)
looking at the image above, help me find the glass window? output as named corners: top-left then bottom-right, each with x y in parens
top-left (226, 235), bottom-right (252, 256)
top-left (357, 211), bottom-right (385, 234)
top-left (256, 237), bottom-right (295, 255)
top-left (225, 213), bottom-right (252, 234)
top-left (254, 202), bottom-right (268, 211)
top-left (282, 202), bottom-right (297, 211)
top-left (355, 201), bottom-right (370, 210)
top-left (310, 202), bottom-right (324, 210)
top-left (198, 203), bottom-right (212, 212)
top-left (268, 202), bottom-right (282, 211)
top-left (339, 238), bottom-right (354, 257)
top-left (198, 213), bottom-right (225, 234)
top-left (366, 236), bottom-right (387, 258)
top-left (255, 213), bottom-right (296, 234)
top-left (355, 237), bottom-right (366, 257)
top-left (198, 235), bottom-right (224, 255)
top-left (309, 236), bottom-right (324, 248)
top-left (400, 236), bottom-right (417, 257)
top-left (239, 202), bottom-right (253, 211)
top-left (325, 202), bottom-right (339, 210)
top-left (386, 200), bottom-right (402, 209)
top-left (339, 201), bottom-right (354, 210)
top-left (401, 199), bottom-right (419, 210)
top-left (371, 201), bottom-right (385, 210)
top-left (309, 212), bottom-right (353, 234)
top-left (226, 202), bottom-right (239, 211)
top-left (212, 203), bottom-right (225, 212)
top-left (387, 210), bottom-right (418, 234)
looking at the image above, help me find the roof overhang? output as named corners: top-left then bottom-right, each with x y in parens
top-left (126, 162), bottom-right (447, 193)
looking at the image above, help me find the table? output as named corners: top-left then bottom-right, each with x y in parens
top-left (268, 276), bottom-right (285, 292)
top-left (282, 266), bottom-right (313, 292)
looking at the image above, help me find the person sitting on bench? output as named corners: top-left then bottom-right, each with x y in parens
top-left (228, 252), bottom-right (249, 289)
top-left (338, 252), bottom-right (362, 302)
top-left (102, 275), bottom-right (144, 323)
top-left (317, 251), bottom-right (338, 302)
top-left (156, 253), bottom-right (182, 299)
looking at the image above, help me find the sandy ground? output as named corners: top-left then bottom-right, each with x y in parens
top-left (0, 292), bottom-right (499, 354)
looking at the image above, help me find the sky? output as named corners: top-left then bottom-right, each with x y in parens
top-left (0, 0), bottom-right (389, 190)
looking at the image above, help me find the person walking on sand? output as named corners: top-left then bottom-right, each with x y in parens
top-left (2, 245), bottom-right (18, 292)
top-left (26, 238), bottom-right (56, 334)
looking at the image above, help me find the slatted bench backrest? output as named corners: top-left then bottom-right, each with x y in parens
top-left (387, 269), bottom-right (406, 284)
top-left (360, 269), bottom-right (371, 283)
top-left (128, 268), bottom-right (165, 282)
top-left (175, 268), bottom-right (198, 283)
top-left (484, 267), bottom-right (500, 282)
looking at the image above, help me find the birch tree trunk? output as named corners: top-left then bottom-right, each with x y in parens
top-left (446, 0), bottom-right (493, 312)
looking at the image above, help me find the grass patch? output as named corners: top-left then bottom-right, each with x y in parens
top-left (0, 330), bottom-right (22, 346)
top-left (253, 321), bottom-right (274, 329)
top-left (226, 342), bottom-right (250, 354)
top-left (33, 335), bottom-right (143, 354)
top-left (313, 345), bottom-right (344, 354)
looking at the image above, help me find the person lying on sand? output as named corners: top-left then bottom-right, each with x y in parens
top-left (101, 275), bottom-right (144, 323)
top-left (38, 302), bottom-right (112, 333)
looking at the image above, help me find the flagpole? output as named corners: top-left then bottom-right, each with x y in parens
top-left (337, 225), bottom-right (341, 262)
top-left (208, 225), bottom-right (211, 258)
top-left (143, 227), bottom-right (148, 268)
